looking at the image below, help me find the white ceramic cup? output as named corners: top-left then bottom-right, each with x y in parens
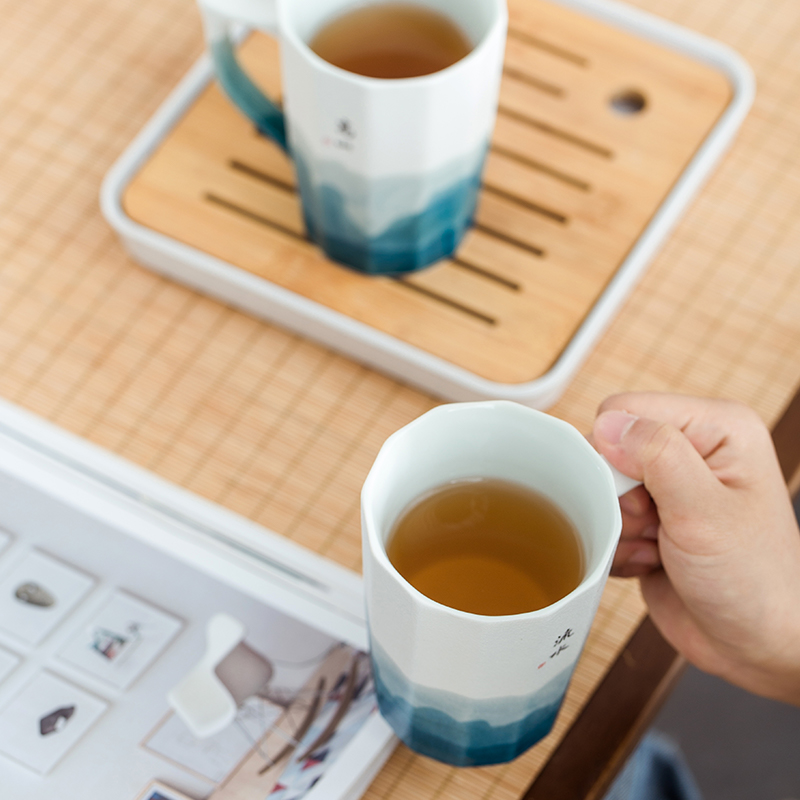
top-left (195, 0), bottom-right (507, 274)
top-left (361, 401), bottom-right (636, 766)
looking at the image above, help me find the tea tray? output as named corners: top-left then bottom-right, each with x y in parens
top-left (101, 0), bottom-right (753, 408)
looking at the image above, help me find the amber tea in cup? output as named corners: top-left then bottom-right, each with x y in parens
top-left (309, 2), bottom-right (473, 79)
top-left (386, 477), bottom-right (584, 616)
top-left (362, 401), bottom-right (629, 765)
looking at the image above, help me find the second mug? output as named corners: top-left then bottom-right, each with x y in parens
top-left (361, 401), bottom-right (636, 766)
top-left (196, 0), bottom-right (508, 274)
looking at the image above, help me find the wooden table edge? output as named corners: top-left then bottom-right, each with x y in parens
top-left (521, 381), bottom-right (800, 800)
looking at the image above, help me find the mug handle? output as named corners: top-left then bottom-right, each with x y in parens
top-left (604, 460), bottom-right (642, 497)
top-left (196, 0), bottom-right (288, 151)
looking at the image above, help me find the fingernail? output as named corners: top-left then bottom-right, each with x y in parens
top-left (617, 563), bottom-right (655, 578)
top-left (629, 546), bottom-right (660, 566)
top-left (641, 524), bottom-right (659, 541)
top-left (595, 410), bottom-right (638, 445)
top-left (619, 491), bottom-right (647, 516)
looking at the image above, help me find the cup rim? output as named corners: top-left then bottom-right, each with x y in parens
top-left (362, 401), bottom-right (622, 623)
top-left (278, 0), bottom-right (508, 88)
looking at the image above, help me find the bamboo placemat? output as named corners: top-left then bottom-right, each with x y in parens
top-left (0, 0), bottom-right (799, 798)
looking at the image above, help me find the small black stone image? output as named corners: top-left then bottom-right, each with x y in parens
top-left (15, 582), bottom-right (56, 608)
top-left (39, 705), bottom-right (76, 736)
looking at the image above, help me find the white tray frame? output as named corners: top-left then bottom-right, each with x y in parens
top-left (101, 0), bottom-right (754, 409)
top-left (0, 397), bottom-right (396, 800)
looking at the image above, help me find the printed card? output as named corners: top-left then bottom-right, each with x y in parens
top-left (59, 590), bottom-right (183, 690)
top-left (0, 671), bottom-right (108, 774)
top-left (0, 550), bottom-right (95, 646)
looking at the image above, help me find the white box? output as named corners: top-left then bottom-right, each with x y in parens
top-left (0, 399), bottom-right (395, 800)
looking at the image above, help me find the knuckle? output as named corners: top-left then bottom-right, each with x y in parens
top-left (712, 398), bottom-right (761, 428)
top-left (635, 420), bottom-right (682, 468)
top-left (715, 398), bottom-right (771, 446)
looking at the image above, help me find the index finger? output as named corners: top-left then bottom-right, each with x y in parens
top-left (597, 392), bottom-right (763, 463)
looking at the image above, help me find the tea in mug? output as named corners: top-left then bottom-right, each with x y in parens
top-left (309, 2), bottom-right (472, 79)
top-left (386, 478), bottom-right (584, 615)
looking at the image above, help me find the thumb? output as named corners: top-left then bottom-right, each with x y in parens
top-left (593, 410), bottom-right (720, 520)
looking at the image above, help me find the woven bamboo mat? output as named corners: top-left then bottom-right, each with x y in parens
top-left (0, 0), bottom-right (799, 797)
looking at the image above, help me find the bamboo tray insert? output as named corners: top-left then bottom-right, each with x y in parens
top-left (122, 0), bottom-right (733, 387)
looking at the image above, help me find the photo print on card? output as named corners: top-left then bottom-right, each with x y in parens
top-left (0, 671), bottom-right (108, 774)
top-left (144, 643), bottom-right (377, 798)
top-left (135, 781), bottom-right (194, 800)
top-left (144, 696), bottom-right (285, 783)
top-left (0, 550), bottom-right (95, 646)
top-left (59, 590), bottom-right (183, 690)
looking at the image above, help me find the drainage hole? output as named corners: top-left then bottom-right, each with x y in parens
top-left (610, 89), bottom-right (647, 114)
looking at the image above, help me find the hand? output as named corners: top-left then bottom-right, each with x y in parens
top-left (592, 392), bottom-right (800, 706)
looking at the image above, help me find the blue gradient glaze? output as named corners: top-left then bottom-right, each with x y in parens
top-left (210, 39), bottom-right (287, 150)
top-left (207, 39), bottom-right (488, 273)
top-left (294, 145), bottom-right (487, 275)
top-left (370, 642), bottom-right (572, 766)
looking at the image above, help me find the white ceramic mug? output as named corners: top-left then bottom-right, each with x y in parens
top-left (195, 0), bottom-right (507, 274)
top-left (361, 401), bottom-right (636, 766)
